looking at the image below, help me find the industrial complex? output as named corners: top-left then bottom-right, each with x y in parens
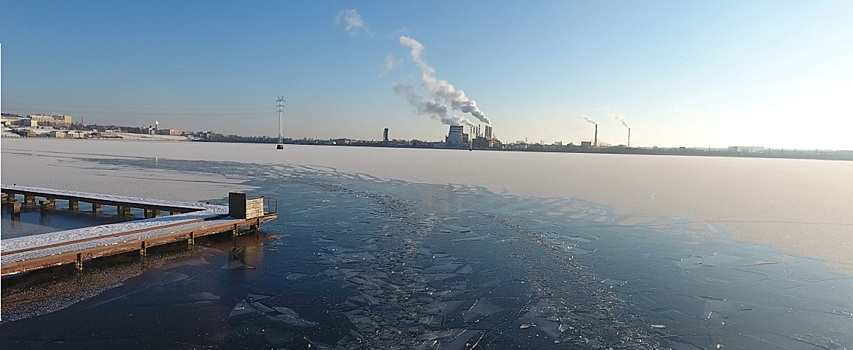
top-left (3, 112), bottom-right (851, 161)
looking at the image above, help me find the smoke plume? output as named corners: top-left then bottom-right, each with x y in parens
top-left (613, 114), bottom-right (629, 128)
top-left (398, 36), bottom-right (490, 125)
top-left (579, 114), bottom-right (597, 125)
top-left (393, 84), bottom-right (474, 127)
top-left (336, 9), bottom-right (371, 36)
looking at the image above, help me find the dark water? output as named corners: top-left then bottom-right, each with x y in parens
top-left (1, 203), bottom-right (132, 239)
top-left (1, 157), bottom-right (852, 349)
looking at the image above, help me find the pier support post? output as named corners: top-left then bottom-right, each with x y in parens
top-left (140, 241), bottom-right (147, 257)
top-left (144, 208), bottom-right (160, 218)
top-left (118, 206), bottom-right (131, 217)
top-left (25, 195), bottom-right (36, 206)
top-left (188, 232), bottom-right (195, 246)
top-left (252, 218), bottom-right (261, 240)
top-left (10, 202), bottom-right (22, 219)
top-left (232, 224), bottom-right (239, 242)
top-left (42, 197), bottom-right (56, 209)
top-left (76, 253), bottom-right (84, 271)
top-left (5, 192), bottom-right (17, 202)
top-left (69, 199), bottom-right (79, 211)
top-left (92, 203), bottom-right (101, 214)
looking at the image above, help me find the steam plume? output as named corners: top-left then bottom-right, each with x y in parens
top-left (398, 36), bottom-right (490, 125)
top-left (613, 114), bottom-right (629, 128)
top-left (393, 84), bottom-right (474, 127)
top-left (336, 9), bottom-right (370, 36)
top-left (579, 114), bottom-right (596, 125)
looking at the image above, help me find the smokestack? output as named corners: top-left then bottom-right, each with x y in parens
top-left (627, 128), bottom-right (631, 148)
top-left (594, 123), bottom-right (598, 147)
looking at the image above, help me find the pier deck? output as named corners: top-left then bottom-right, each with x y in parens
top-left (1, 185), bottom-right (277, 277)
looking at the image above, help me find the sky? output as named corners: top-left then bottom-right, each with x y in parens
top-left (1, 1), bottom-right (852, 149)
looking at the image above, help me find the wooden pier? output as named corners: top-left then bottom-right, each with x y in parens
top-left (1, 185), bottom-right (277, 277)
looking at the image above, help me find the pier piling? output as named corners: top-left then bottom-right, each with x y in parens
top-left (1, 185), bottom-right (278, 277)
top-left (10, 202), bottom-right (22, 219)
top-left (43, 197), bottom-right (56, 209)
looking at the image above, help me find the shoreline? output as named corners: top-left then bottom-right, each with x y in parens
top-left (5, 132), bottom-right (852, 162)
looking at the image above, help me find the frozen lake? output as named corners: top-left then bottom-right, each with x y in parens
top-left (2, 138), bottom-right (853, 348)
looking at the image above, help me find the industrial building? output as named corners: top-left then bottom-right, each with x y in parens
top-left (446, 125), bottom-right (467, 148)
top-left (445, 124), bottom-right (501, 150)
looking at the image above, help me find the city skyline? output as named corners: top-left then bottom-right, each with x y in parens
top-left (2, 1), bottom-right (853, 149)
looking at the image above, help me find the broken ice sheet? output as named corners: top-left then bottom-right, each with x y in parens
top-left (424, 263), bottom-right (462, 273)
top-left (271, 307), bottom-right (318, 327)
top-left (229, 297), bottom-right (318, 328)
top-left (423, 300), bottom-right (466, 316)
top-left (461, 298), bottom-right (504, 323)
top-left (229, 300), bottom-right (257, 318)
top-left (188, 292), bottom-right (220, 302)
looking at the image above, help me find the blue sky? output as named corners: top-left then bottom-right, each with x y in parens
top-left (2, 1), bottom-right (852, 149)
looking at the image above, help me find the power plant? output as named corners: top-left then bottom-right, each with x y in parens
top-left (444, 124), bottom-right (500, 150)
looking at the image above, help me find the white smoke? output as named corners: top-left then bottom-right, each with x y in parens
top-left (613, 113), bottom-right (629, 128)
top-left (393, 84), bottom-right (474, 127)
top-left (336, 9), bottom-right (370, 36)
top-left (579, 114), bottom-right (596, 125)
top-left (398, 36), bottom-right (490, 125)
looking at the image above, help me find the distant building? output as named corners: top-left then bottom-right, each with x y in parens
top-left (157, 128), bottom-right (184, 136)
top-left (728, 146), bottom-right (766, 153)
top-left (29, 114), bottom-right (72, 128)
top-left (1, 113), bottom-right (26, 127)
top-left (383, 128), bottom-right (389, 143)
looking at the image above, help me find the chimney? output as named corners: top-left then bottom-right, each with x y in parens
top-left (627, 128), bottom-right (631, 147)
top-left (594, 123), bottom-right (598, 147)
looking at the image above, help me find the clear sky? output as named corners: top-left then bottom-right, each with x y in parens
top-left (2, 1), bottom-right (852, 149)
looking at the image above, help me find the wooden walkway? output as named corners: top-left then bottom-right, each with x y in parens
top-left (1, 185), bottom-right (277, 276)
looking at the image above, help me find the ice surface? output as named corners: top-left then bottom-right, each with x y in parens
top-left (3, 141), bottom-right (853, 349)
